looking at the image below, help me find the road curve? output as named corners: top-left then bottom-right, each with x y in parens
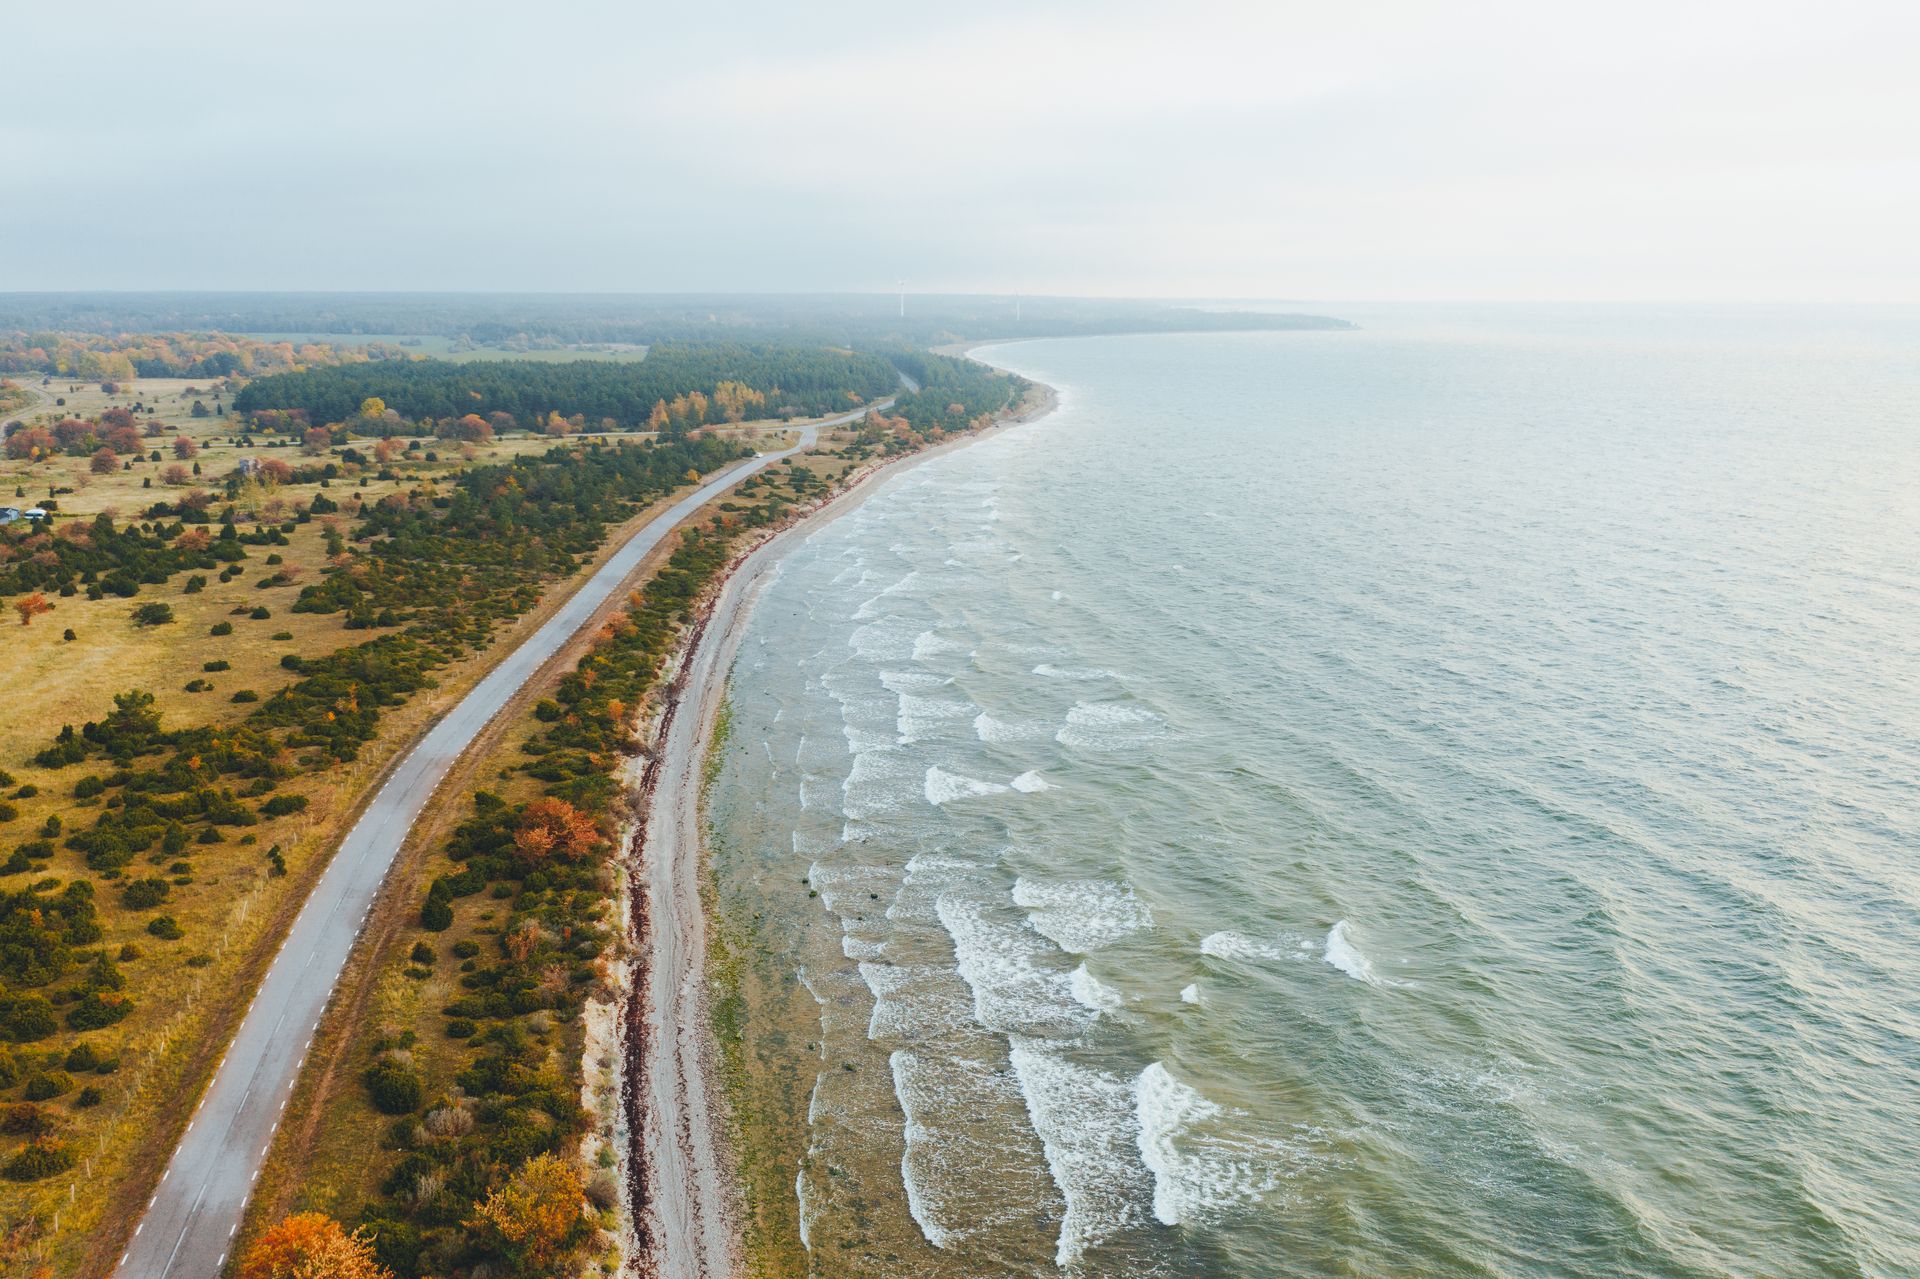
top-left (115, 406), bottom-right (870, 1279)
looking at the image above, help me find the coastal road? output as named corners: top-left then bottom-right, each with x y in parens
top-left (115, 405), bottom-right (873, 1279)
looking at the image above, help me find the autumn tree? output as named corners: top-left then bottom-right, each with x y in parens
top-left (239, 1212), bottom-right (392, 1279)
top-left (89, 447), bottom-right (118, 474)
top-left (512, 797), bottom-right (601, 865)
top-left (647, 398), bottom-right (669, 431)
top-left (161, 463), bottom-right (190, 486)
top-left (712, 380), bottom-right (765, 423)
top-left (302, 426), bottom-right (333, 456)
top-left (468, 1152), bottom-right (585, 1271)
top-left (14, 594), bottom-right (52, 626)
top-left (4, 427), bottom-right (55, 461)
top-left (172, 435), bottom-right (198, 459)
top-left (357, 396), bottom-right (386, 419)
top-left (447, 413), bottom-right (493, 443)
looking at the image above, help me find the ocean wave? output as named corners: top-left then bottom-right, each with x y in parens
top-left (842, 935), bottom-right (887, 961)
top-left (1013, 877), bottom-right (1154, 953)
top-left (1200, 930), bottom-right (1314, 963)
top-left (1135, 1062), bottom-right (1298, 1226)
top-left (1011, 770), bottom-right (1056, 793)
top-left (913, 629), bottom-right (970, 661)
top-left (1180, 983), bottom-right (1203, 1005)
top-left (935, 893), bottom-right (1082, 1035)
top-left (1009, 1037), bottom-right (1153, 1266)
top-left (889, 1049), bottom-right (1056, 1251)
top-left (897, 693), bottom-right (977, 743)
top-left (880, 668), bottom-right (950, 694)
top-left (1055, 701), bottom-right (1167, 751)
top-left (1033, 663), bottom-right (1120, 680)
top-left (859, 962), bottom-right (968, 1040)
top-left (1324, 919), bottom-right (1412, 988)
top-left (1069, 962), bottom-right (1125, 1014)
top-left (925, 765), bottom-right (1011, 805)
top-left (849, 615), bottom-right (921, 661)
top-left (842, 747), bottom-right (921, 819)
top-left (973, 710), bottom-right (1046, 743)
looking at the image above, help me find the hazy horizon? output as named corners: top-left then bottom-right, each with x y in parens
top-left (6, 0), bottom-right (1916, 303)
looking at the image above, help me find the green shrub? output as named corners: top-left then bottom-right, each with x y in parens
top-left (0, 996), bottom-right (58, 1042)
top-left (365, 1058), bottom-right (424, 1115)
top-left (231, 689), bottom-right (260, 703)
top-left (66, 991), bottom-right (132, 1030)
top-left (202, 659), bottom-right (231, 672)
top-left (131, 602), bottom-right (175, 626)
top-left (74, 1086), bottom-right (103, 1108)
top-left (63, 1042), bottom-right (102, 1072)
top-left (0, 1103), bottom-right (56, 1136)
top-left (3, 1138), bottom-right (76, 1181)
top-left (451, 940), bottom-right (480, 959)
top-left (23, 1071), bottom-right (74, 1101)
top-left (146, 915), bottom-right (184, 940)
top-left (249, 606), bottom-right (271, 620)
top-left (410, 942), bottom-right (435, 965)
top-left (261, 794), bottom-right (308, 817)
top-left (210, 620), bottom-right (233, 636)
top-left (121, 878), bottom-right (169, 908)
top-left (0, 802), bottom-right (17, 823)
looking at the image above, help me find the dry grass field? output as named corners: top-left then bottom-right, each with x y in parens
top-left (0, 372), bottom-right (807, 1276)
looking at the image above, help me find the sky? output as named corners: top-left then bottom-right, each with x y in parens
top-left (3, 0), bottom-right (1916, 301)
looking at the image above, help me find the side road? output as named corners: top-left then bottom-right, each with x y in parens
top-left (113, 406), bottom-right (869, 1279)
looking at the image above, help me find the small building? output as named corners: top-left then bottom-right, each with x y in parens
top-left (0, 508), bottom-right (18, 525)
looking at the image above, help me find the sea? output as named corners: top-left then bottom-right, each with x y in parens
top-left (704, 305), bottom-right (1920, 1278)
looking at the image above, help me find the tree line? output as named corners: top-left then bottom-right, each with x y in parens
top-left (232, 345), bottom-right (899, 429)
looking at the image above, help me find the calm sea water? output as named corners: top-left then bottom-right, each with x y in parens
top-left (708, 308), bottom-right (1920, 1278)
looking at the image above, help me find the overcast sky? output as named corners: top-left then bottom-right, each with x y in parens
top-left (3, 0), bottom-right (1915, 300)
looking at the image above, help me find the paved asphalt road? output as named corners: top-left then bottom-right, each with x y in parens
top-left (116, 408), bottom-right (866, 1278)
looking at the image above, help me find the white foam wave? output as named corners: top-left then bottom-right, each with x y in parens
top-left (1324, 919), bottom-right (1410, 987)
top-left (913, 629), bottom-right (968, 661)
top-left (1200, 930), bottom-right (1313, 963)
top-left (935, 894), bottom-right (1081, 1035)
top-left (1068, 963), bottom-right (1125, 1014)
top-left (880, 668), bottom-right (949, 694)
top-left (1009, 1037), bottom-right (1151, 1265)
top-left (1010, 770), bottom-right (1055, 793)
top-left (1180, 982), bottom-right (1203, 1005)
top-left (1135, 1062), bottom-right (1296, 1226)
top-left (1033, 663), bottom-right (1118, 680)
top-left (842, 935), bottom-right (887, 961)
top-left (972, 711), bottom-right (1043, 743)
top-left (1013, 877), bottom-right (1153, 953)
top-left (924, 765), bottom-right (1010, 805)
top-left (897, 693), bottom-right (977, 742)
top-left (892, 1051), bottom-right (959, 1249)
top-left (1055, 701), bottom-right (1166, 751)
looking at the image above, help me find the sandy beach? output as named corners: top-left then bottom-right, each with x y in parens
top-left (626, 374), bottom-right (1058, 1277)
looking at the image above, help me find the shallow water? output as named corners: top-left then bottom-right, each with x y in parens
top-left (707, 308), bottom-right (1920, 1277)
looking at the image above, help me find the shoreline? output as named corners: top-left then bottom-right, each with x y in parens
top-left (625, 368), bottom-right (1059, 1276)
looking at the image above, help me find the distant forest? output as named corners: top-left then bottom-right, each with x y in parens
top-left (0, 292), bottom-right (1353, 349)
top-left (233, 344), bottom-right (900, 427)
